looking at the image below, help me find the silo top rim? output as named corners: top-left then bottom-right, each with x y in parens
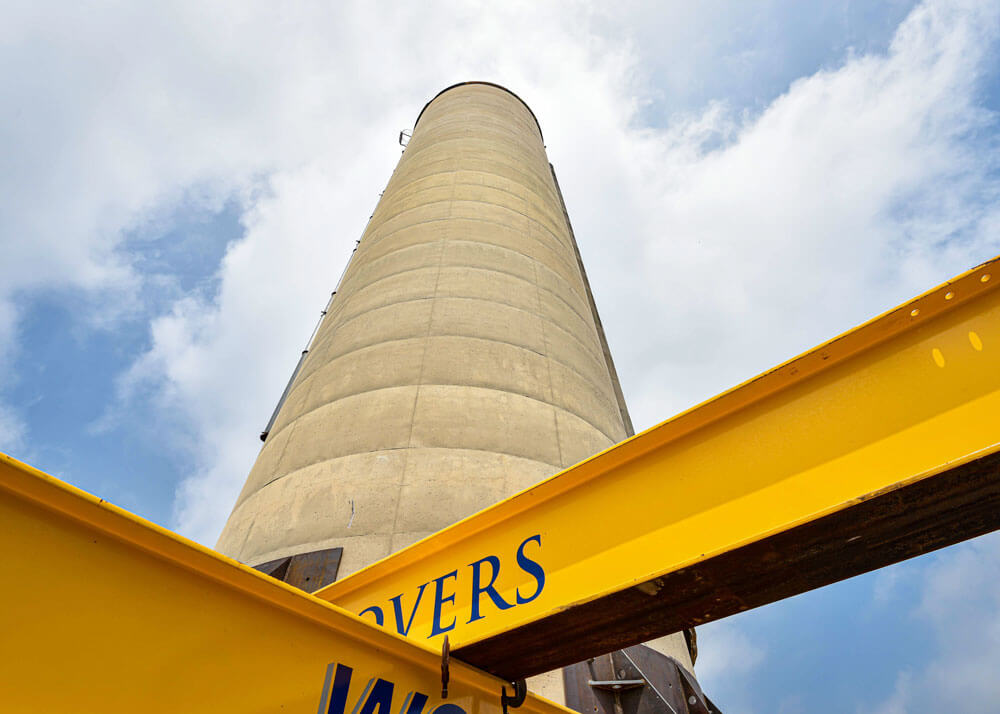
top-left (414, 82), bottom-right (543, 142)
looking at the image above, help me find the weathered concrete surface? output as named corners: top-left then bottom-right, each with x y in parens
top-left (215, 82), bottom-right (692, 698)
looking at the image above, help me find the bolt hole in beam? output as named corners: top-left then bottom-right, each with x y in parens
top-left (315, 255), bottom-right (1000, 680)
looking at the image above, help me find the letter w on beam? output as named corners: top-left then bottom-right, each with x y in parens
top-left (315, 256), bottom-right (1000, 681)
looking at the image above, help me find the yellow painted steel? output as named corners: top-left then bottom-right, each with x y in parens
top-left (316, 257), bottom-right (1000, 650)
top-left (0, 453), bottom-right (572, 714)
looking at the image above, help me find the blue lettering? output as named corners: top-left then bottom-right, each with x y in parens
top-left (515, 534), bottom-right (545, 604)
top-left (467, 555), bottom-right (513, 622)
top-left (358, 679), bottom-right (395, 714)
top-left (432, 705), bottom-right (466, 714)
top-left (398, 692), bottom-right (429, 714)
top-left (429, 570), bottom-right (458, 637)
top-left (319, 663), bottom-right (459, 714)
top-left (359, 605), bottom-right (385, 626)
top-left (320, 663), bottom-right (354, 714)
top-left (391, 582), bottom-right (429, 636)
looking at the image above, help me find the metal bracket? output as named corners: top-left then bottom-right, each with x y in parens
top-left (588, 679), bottom-right (645, 692)
top-left (440, 635), bottom-right (450, 698)
top-left (501, 679), bottom-right (527, 714)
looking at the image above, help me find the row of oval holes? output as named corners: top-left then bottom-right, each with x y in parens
top-left (921, 273), bottom-right (991, 367)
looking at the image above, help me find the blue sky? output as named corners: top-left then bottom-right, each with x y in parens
top-left (3, 1), bottom-right (1000, 712)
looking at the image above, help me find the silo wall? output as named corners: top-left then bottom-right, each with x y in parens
top-left (215, 82), bottom-right (693, 693)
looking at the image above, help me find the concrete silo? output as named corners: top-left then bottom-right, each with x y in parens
top-left (216, 82), bottom-right (697, 707)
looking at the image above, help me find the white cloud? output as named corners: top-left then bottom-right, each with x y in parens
top-left (548, 0), bottom-right (1000, 429)
top-left (914, 533), bottom-right (1000, 710)
top-left (696, 621), bottom-right (767, 681)
top-left (694, 620), bottom-right (767, 714)
top-left (0, 402), bottom-right (26, 454)
top-left (870, 671), bottom-right (914, 714)
top-left (0, 0), bottom-right (418, 451)
top-left (868, 532), bottom-right (1000, 713)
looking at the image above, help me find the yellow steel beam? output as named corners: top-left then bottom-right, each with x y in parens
top-left (315, 257), bottom-right (1000, 679)
top-left (0, 453), bottom-right (572, 714)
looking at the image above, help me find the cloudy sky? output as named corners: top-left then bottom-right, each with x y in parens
top-left (3, 0), bottom-right (1000, 711)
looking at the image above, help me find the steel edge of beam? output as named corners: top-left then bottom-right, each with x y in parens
top-left (316, 255), bottom-right (1000, 604)
top-left (0, 451), bottom-right (569, 710)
